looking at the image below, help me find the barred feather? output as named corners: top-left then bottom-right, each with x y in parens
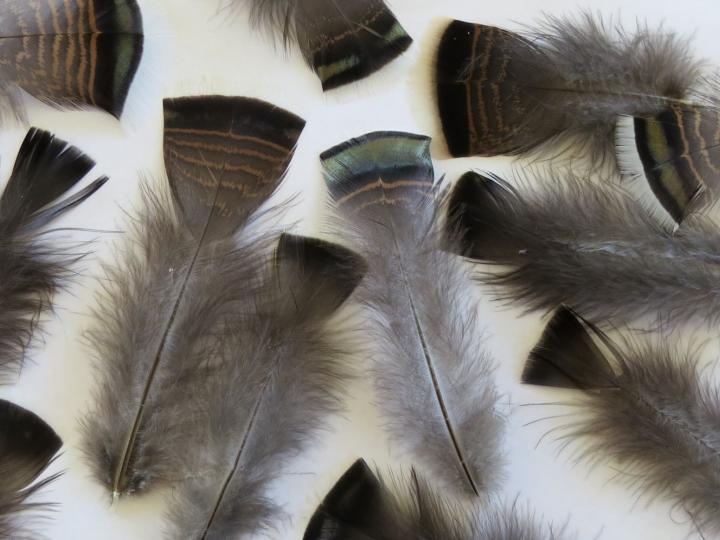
top-left (322, 132), bottom-right (504, 497)
top-left (81, 96), bottom-right (305, 498)
top-left (436, 13), bottom-right (699, 163)
top-left (239, 0), bottom-right (412, 90)
top-left (0, 0), bottom-right (144, 121)
top-left (524, 307), bottom-right (720, 537)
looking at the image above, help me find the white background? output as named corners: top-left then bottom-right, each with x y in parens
top-left (3, 0), bottom-right (720, 538)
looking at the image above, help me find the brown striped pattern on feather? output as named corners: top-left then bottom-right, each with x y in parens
top-left (0, 0), bottom-right (143, 117)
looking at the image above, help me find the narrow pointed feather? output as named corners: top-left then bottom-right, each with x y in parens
top-left (0, 400), bottom-right (62, 538)
top-left (322, 132), bottom-right (504, 497)
top-left (436, 14), bottom-right (699, 163)
top-left (165, 233), bottom-right (366, 539)
top-left (524, 307), bottom-right (720, 537)
top-left (81, 96), bottom-right (305, 498)
top-left (0, 0), bottom-right (144, 120)
top-left (304, 459), bottom-right (573, 540)
top-left (448, 170), bottom-right (720, 325)
top-left (0, 128), bottom-right (107, 382)
top-left (241, 0), bottom-right (412, 90)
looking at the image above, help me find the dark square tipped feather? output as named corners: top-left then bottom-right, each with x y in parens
top-left (0, 128), bottom-right (106, 381)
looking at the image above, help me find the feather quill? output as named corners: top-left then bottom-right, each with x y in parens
top-left (165, 233), bottom-right (366, 539)
top-left (447, 169), bottom-right (720, 325)
top-left (524, 307), bottom-right (720, 537)
top-left (0, 0), bottom-right (144, 122)
top-left (0, 128), bottom-right (107, 382)
top-left (435, 14), bottom-right (699, 163)
top-left (240, 0), bottom-right (412, 90)
top-left (0, 399), bottom-right (62, 538)
top-left (81, 95), bottom-right (305, 499)
top-left (322, 132), bottom-right (504, 497)
top-left (304, 459), bottom-right (572, 540)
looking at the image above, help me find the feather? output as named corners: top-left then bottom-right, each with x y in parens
top-left (0, 399), bottom-right (62, 538)
top-left (164, 233), bottom-right (366, 539)
top-left (81, 95), bottom-right (305, 499)
top-left (447, 169), bottom-right (720, 325)
top-left (0, 128), bottom-right (107, 383)
top-left (615, 96), bottom-right (720, 227)
top-left (524, 306), bottom-right (720, 537)
top-left (241, 0), bottom-right (412, 90)
top-left (322, 132), bottom-right (504, 497)
top-left (435, 14), bottom-right (700, 164)
top-left (0, 0), bottom-right (144, 121)
top-left (304, 459), bottom-right (572, 540)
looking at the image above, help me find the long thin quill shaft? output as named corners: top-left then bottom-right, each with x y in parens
top-left (322, 132), bottom-right (503, 497)
top-left (82, 96), bottom-right (305, 498)
top-left (165, 234), bottom-right (366, 539)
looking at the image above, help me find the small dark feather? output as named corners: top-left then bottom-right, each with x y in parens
top-left (82, 97), bottom-right (305, 499)
top-left (0, 128), bottom-right (106, 381)
top-left (523, 307), bottom-right (616, 389)
top-left (304, 459), bottom-right (574, 540)
top-left (0, 400), bottom-right (62, 538)
top-left (436, 14), bottom-right (700, 163)
top-left (241, 0), bottom-right (412, 90)
top-left (0, 0), bottom-right (144, 120)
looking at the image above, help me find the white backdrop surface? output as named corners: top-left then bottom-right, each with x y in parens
top-left (2, 0), bottom-right (720, 538)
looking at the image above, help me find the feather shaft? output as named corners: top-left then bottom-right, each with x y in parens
top-left (165, 234), bottom-right (366, 538)
top-left (435, 14), bottom-right (699, 163)
top-left (322, 132), bottom-right (503, 497)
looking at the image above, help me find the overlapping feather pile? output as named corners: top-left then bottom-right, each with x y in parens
top-left (4, 2), bottom-right (720, 539)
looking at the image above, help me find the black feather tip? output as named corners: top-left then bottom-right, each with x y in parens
top-left (275, 234), bottom-right (367, 321)
top-left (523, 307), bottom-right (616, 390)
top-left (304, 459), bottom-right (383, 540)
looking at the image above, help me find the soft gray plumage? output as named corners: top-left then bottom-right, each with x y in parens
top-left (524, 307), bottom-right (720, 537)
top-left (436, 13), bottom-right (700, 163)
top-left (448, 170), bottom-right (720, 325)
top-left (164, 234), bottom-right (366, 539)
top-left (0, 128), bottom-right (107, 383)
top-left (0, 400), bottom-right (62, 539)
top-left (81, 96), bottom-right (305, 498)
top-left (305, 459), bottom-right (573, 540)
top-left (322, 132), bottom-right (504, 497)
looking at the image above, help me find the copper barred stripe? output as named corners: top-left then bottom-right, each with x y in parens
top-left (0, 0), bottom-right (143, 117)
